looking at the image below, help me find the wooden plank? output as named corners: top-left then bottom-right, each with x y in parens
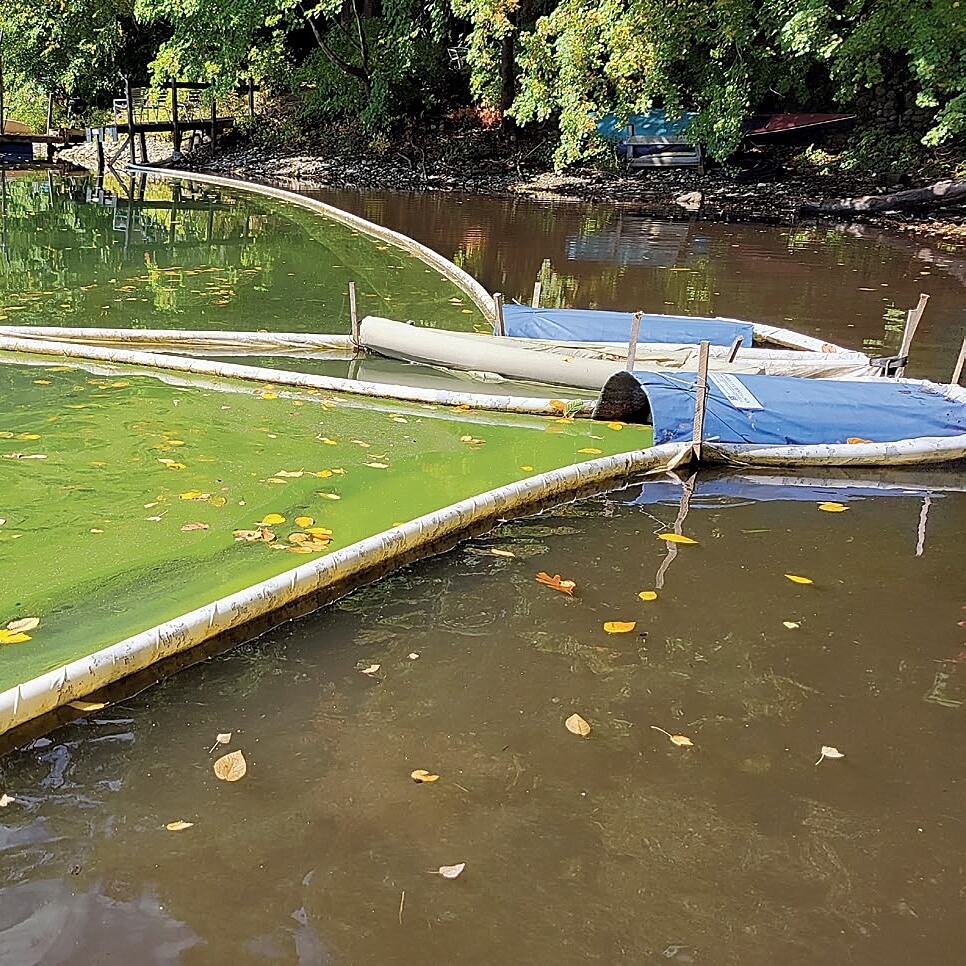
top-left (625, 311), bottom-right (642, 371)
top-left (171, 81), bottom-right (181, 155)
top-left (726, 335), bottom-right (742, 363)
top-left (897, 293), bottom-right (930, 376)
top-left (493, 293), bottom-right (505, 337)
top-left (952, 336), bottom-right (966, 385)
top-left (349, 281), bottom-right (359, 345)
top-left (531, 281), bottom-right (542, 308)
top-left (691, 341), bottom-right (711, 461)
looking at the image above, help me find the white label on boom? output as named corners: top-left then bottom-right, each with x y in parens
top-left (710, 373), bottom-right (763, 409)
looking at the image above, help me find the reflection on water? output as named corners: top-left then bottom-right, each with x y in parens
top-left (1, 476), bottom-right (964, 964)
top-left (314, 187), bottom-right (966, 382)
top-left (0, 171), bottom-right (481, 334)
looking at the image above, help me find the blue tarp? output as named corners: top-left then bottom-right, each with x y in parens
top-left (501, 304), bottom-right (755, 347)
top-left (594, 110), bottom-right (698, 143)
top-left (596, 370), bottom-right (966, 445)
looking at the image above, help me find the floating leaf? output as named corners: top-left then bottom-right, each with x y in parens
top-left (0, 794), bottom-right (14, 807)
top-left (603, 621), bottom-right (637, 634)
top-left (258, 513), bottom-right (285, 525)
top-left (535, 572), bottom-right (576, 596)
top-left (651, 726), bottom-right (693, 747)
top-left (0, 630), bottom-right (31, 644)
top-left (638, 591), bottom-right (658, 602)
top-left (179, 491), bottom-right (209, 501)
top-left (784, 574), bottom-right (813, 585)
top-left (606, 422), bottom-right (624, 431)
top-left (215, 732), bottom-right (231, 745)
top-left (180, 522), bottom-right (209, 532)
top-left (68, 700), bottom-right (106, 712)
top-left (818, 502), bottom-right (848, 512)
top-left (274, 470), bottom-right (304, 478)
top-left (317, 492), bottom-right (341, 501)
top-left (565, 713), bottom-right (591, 737)
top-left (846, 437), bottom-right (873, 445)
top-left (213, 749), bottom-right (247, 782)
top-left (295, 516), bottom-right (315, 528)
top-left (6, 617), bottom-right (39, 633)
top-left (657, 533), bottom-right (697, 544)
top-left (411, 769), bottom-right (440, 783)
top-left (549, 399), bottom-right (567, 413)
top-left (782, 621), bottom-right (801, 629)
top-left (577, 448), bottom-right (602, 454)
top-left (305, 527), bottom-right (333, 538)
top-left (165, 820), bottom-right (194, 831)
top-left (365, 462), bottom-right (389, 469)
top-left (360, 664), bottom-right (380, 675)
top-left (436, 863), bottom-right (465, 879)
top-left (816, 745), bottom-right (845, 765)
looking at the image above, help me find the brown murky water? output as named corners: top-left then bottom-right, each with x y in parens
top-left (1, 190), bottom-right (965, 965)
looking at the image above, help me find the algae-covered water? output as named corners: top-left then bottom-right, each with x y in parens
top-left (0, 171), bottom-right (482, 333)
top-left (0, 354), bottom-right (648, 688)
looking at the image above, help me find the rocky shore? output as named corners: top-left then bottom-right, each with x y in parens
top-left (59, 132), bottom-right (966, 245)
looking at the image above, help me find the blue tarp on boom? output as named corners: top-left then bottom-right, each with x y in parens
top-left (501, 304), bottom-right (755, 347)
top-left (594, 370), bottom-right (966, 445)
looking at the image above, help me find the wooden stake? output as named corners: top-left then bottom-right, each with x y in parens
top-left (349, 281), bottom-right (359, 345)
top-left (531, 281), bottom-right (542, 308)
top-left (726, 335), bottom-right (742, 363)
top-left (46, 92), bottom-right (54, 133)
top-left (95, 137), bottom-right (105, 177)
top-left (210, 94), bottom-right (217, 148)
top-left (493, 292), bottom-right (505, 336)
top-left (625, 310), bottom-right (643, 371)
top-left (691, 341), bottom-right (711, 461)
top-left (138, 130), bottom-right (147, 164)
top-left (897, 293), bottom-right (929, 376)
top-left (952, 335), bottom-right (966, 385)
top-left (171, 79), bottom-right (181, 155)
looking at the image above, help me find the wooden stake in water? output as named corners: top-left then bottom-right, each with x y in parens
top-left (531, 281), bottom-right (542, 308)
top-left (625, 311), bottom-right (643, 371)
top-left (897, 293), bottom-right (929, 376)
top-left (726, 335), bottom-right (742, 363)
top-left (691, 340), bottom-right (711, 461)
top-left (349, 281), bottom-right (359, 345)
top-left (493, 292), bottom-right (505, 337)
top-left (124, 77), bottom-right (136, 166)
top-left (951, 335), bottom-right (966, 385)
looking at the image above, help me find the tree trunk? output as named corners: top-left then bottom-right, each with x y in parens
top-left (500, 32), bottom-right (517, 137)
top-left (802, 179), bottom-right (966, 214)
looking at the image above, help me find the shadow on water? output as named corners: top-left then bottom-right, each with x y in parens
top-left (1, 469), bottom-right (964, 964)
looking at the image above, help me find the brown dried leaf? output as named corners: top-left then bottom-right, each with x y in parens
top-left (565, 713), bottom-right (591, 737)
top-left (213, 749), bottom-right (247, 782)
top-left (165, 820), bottom-right (194, 831)
top-left (411, 769), bottom-right (440, 783)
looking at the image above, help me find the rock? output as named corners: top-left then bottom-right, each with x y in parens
top-left (674, 190), bottom-right (703, 211)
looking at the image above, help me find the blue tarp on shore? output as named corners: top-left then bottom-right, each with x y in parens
top-left (595, 370), bottom-right (966, 445)
top-left (501, 304), bottom-right (755, 347)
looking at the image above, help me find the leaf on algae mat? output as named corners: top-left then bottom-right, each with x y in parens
top-left (657, 533), bottom-right (697, 545)
top-left (180, 522), bottom-right (209, 532)
top-left (165, 821), bottom-right (194, 831)
top-left (0, 794), bottom-right (15, 807)
top-left (179, 491), bottom-right (210, 501)
top-left (274, 470), bottom-right (304, 478)
top-left (68, 700), bottom-right (106, 712)
top-left (295, 516), bottom-right (314, 528)
top-left (6, 617), bottom-right (39, 633)
top-left (818, 502), bottom-right (848, 512)
top-left (214, 750), bottom-right (247, 782)
top-left (0, 629), bottom-right (31, 644)
top-left (411, 769), bottom-right (440, 783)
top-left (258, 513), bottom-right (285, 525)
top-left (784, 574), bottom-right (814, 585)
top-left (638, 591), bottom-right (658, 602)
top-left (565, 713), bottom-right (591, 737)
top-left (577, 448), bottom-right (602, 455)
top-left (536, 572), bottom-right (576, 596)
top-left (603, 621), bottom-right (636, 634)
top-left (365, 461), bottom-right (389, 469)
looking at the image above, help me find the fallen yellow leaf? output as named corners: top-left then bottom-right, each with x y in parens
top-left (68, 700), bottom-right (106, 712)
top-left (536, 572), bottom-right (576, 596)
top-left (577, 448), bottom-right (602, 454)
top-left (651, 726), bottom-right (693, 747)
top-left (0, 629), bottom-right (31, 645)
top-left (638, 591), bottom-right (658, 602)
top-left (411, 769), bottom-right (440, 783)
top-left (784, 574), bottom-right (814, 585)
top-left (846, 437), bottom-right (873, 445)
top-left (165, 820), bottom-right (194, 831)
top-left (606, 422), bottom-right (624, 431)
top-left (213, 749), bottom-right (247, 782)
top-left (565, 713), bottom-right (591, 737)
top-left (294, 516), bottom-right (315, 528)
top-left (258, 513), bottom-right (285, 525)
top-left (818, 502), bottom-right (848, 512)
top-left (657, 533), bottom-right (697, 544)
top-left (603, 621), bottom-right (637, 634)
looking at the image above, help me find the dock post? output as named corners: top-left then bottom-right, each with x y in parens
top-left (493, 293), bottom-right (505, 336)
top-left (952, 336), bottom-right (966, 385)
top-left (726, 335), bottom-right (742, 363)
top-left (210, 93), bottom-right (217, 148)
top-left (897, 293), bottom-right (929, 376)
top-left (349, 281), bottom-right (359, 345)
top-left (531, 281), bottom-right (542, 308)
top-left (95, 136), bottom-right (105, 177)
top-left (138, 130), bottom-right (148, 164)
top-left (691, 341), bottom-right (711, 461)
top-left (46, 92), bottom-right (54, 133)
top-left (625, 310), bottom-right (642, 371)
top-left (248, 80), bottom-right (255, 119)
top-left (171, 80), bottom-right (181, 156)
top-left (124, 77), bottom-right (136, 166)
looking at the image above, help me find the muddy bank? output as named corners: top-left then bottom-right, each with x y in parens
top-left (60, 134), bottom-right (966, 245)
